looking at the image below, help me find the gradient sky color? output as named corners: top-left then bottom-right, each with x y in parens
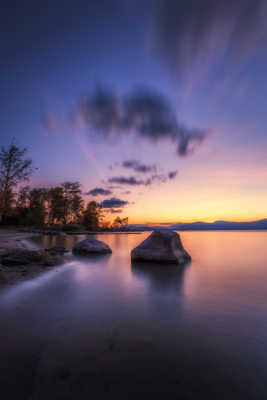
top-left (1, 0), bottom-right (267, 224)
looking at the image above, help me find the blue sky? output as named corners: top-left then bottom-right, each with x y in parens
top-left (1, 0), bottom-right (267, 222)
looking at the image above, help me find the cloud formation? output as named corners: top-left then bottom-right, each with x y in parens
top-left (100, 197), bottom-right (129, 209)
top-left (108, 176), bottom-right (147, 186)
top-left (86, 187), bottom-right (112, 196)
top-left (168, 170), bottom-right (178, 180)
top-left (155, 0), bottom-right (267, 74)
top-left (122, 160), bottom-right (157, 173)
top-left (108, 170), bottom-right (178, 186)
top-left (72, 87), bottom-right (208, 156)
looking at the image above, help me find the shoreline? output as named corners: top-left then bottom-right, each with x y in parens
top-left (0, 229), bottom-right (142, 289)
top-left (0, 230), bottom-right (62, 288)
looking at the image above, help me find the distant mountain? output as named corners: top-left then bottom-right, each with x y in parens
top-left (128, 219), bottom-right (267, 231)
top-left (170, 219), bottom-right (267, 230)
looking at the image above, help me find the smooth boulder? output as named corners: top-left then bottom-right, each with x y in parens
top-left (131, 230), bottom-right (191, 264)
top-left (72, 238), bottom-right (112, 255)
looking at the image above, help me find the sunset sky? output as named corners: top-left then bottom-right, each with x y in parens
top-left (1, 0), bottom-right (267, 224)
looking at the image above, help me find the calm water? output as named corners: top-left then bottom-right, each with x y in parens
top-left (1, 231), bottom-right (267, 399)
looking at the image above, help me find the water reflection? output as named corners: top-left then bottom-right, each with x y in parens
top-left (1, 231), bottom-right (267, 399)
top-left (72, 253), bottom-right (112, 264)
top-left (131, 261), bottom-right (188, 294)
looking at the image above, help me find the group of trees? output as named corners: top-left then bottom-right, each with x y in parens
top-left (0, 143), bottom-right (128, 230)
top-left (15, 182), bottom-right (85, 227)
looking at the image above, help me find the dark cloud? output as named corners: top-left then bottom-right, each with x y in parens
top-left (71, 87), bottom-right (208, 156)
top-left (100, 197), bottom-right (129, 209)
top-left (168, 170), bottom-right (178, 180)
top-left (122, 160), bottom-right (157, 173)
top-left (86, 187), bottom-right (112, 196)
top-left (108, 176), bottom-right (148, 186)
top-left (75, 88), bottom-right (120, 133)
top-left (108, 170), bottom-right (178, 186)
top-left (105, 209), bottom-right (123, 214)
top-left (156, 0), bottom-right (267, 74)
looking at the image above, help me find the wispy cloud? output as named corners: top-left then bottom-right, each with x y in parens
top-left (122, 160), bottom-right (157, 173)
top-left (155, 0), bottom-right (267, 76)
top-left (86, 187), bottom-right (112, 196)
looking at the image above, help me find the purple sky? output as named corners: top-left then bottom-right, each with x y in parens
top-left (1, 0), bottom-right (267, 223)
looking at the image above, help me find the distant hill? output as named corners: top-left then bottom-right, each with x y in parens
top-left (170, 219), bottom-right (267, 230)
top-left (128, 219), bottom-right (267, 231)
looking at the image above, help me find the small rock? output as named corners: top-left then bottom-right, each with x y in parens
top-left (72, 238), bottom-right (112, 255)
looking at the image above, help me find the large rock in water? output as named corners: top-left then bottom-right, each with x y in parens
top-left (131, 230), bottom-right (191, 264)
top-left (72, 238), bottom-right (112, 255)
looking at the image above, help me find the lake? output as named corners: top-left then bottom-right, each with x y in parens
top-left (1, 231), bottom-right (267, 399)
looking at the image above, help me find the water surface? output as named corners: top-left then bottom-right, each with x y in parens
top-left (1, 231), bottom-right (267, 399)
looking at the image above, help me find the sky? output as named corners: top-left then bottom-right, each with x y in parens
top-left (1, 0), bottom-right (267, 224)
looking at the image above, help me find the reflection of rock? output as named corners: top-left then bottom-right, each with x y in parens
top-left (1, 248), bottom-right (63, 267)
top-left (45, 246), bottom-right (68, 255)
top-left (131, 230), bottom-right (191, 264)
top-left (132, 261), bottom-right (186, 292)
top-left (72, 238), bottom-right (112, 255)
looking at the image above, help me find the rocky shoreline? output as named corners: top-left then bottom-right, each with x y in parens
top-left (0, 229), bottom-right (66, 288)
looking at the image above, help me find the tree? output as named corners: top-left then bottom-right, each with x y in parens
top-left (17, 186), bottom-right (30, 209)
top-left (48, 186), bottom-right (65, 224)
top-left (72, 194), bottom-right (84, 223)
top-left (16, 186), bottom-right (31, 225)
top-left (112, 216), bottom-right (129, 230)
top-left (0, 143), bottom-right (34, 218)
top-left (83, 201), bottom-right (101, 230)
top-left (27, 188), bottom-right (47, 226)
top-left (61, 181), bottom-right (83, 224)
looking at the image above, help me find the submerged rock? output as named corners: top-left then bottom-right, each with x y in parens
top-left (72, 238), bottom-right (112, 255)
top-left (0, 268), bottom-right (7, 283)
top-left (131, 230), bottom-right (191, 264)
top-left (41, 254), bottom-right (63, 266)
top-left (1, 248), bottom-right (64, 267)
